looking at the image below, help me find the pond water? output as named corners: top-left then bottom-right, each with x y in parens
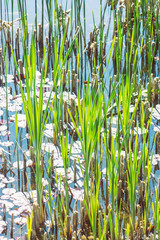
top-left (2, 0), bottom-right (113, 41)
top-left (0, 0), bottom-right (160, 239)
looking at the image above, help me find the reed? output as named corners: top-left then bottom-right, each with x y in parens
top-left (68, 86), bottom-right (104, 204)
top-left (127, 126), bottom-right (142, 234)
top-left (15, 111), bottom-right (20, 190)
top-left (26, 211), bottom-right (33, 240)
top-left (11, 37), bottom-right (54, 223)
top-left (3, 46), bottom-right (9, 128)
top-left (83, 163), bottom-right (101, 240)
top-left (0, 0), bottom-right (160, 238)
top-left (152, 187), bottom-right (160, 239)
top-left (105, 132), bottom-right (121, 240)
top-left (60, 130), bottom-right (72, 215)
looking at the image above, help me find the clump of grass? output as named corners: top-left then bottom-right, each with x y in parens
top-left (68, 86), bottom-right (104, 204)
top-left (11, 36), bottom-right (54, 223)
top-left (127, 126), bottom-right (142, 235)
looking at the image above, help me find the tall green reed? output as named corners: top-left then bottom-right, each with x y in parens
top-left (127, 127), bottom-right (142, 233)
top-left (60, 130), bottom-right (72, 215)
top-left (141, 108), bottom-right (154, 234)
top-left (152, 186), bottom-right (160, 239)
top-left (68, 86), bottom-right (103, 204)
top-left (83, 163), bottom-right (101, 240)
top-left (11, 36), bottom-right (54, 222)
top-left (143, 156), bottom-right (153, 234)
top-left (105, 134), bottom-right (119, 240)
top-left (3, 46), bottom-right (9, 128)
top-left (104, 111), bottom-right (127, 240)
top-left (51, 10), bottom-right (79, 145)
top-left (15, 111), bottom-right (20, 190)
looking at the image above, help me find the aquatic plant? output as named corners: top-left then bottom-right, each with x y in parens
top-left (11, 37), bottom-right (54, 222)
top-left (0, 0), bottom-right (160, 239)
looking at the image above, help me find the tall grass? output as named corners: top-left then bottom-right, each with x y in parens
top-left (1, 0), bottom-right (159, 238)
top-left (12, 36), bottom-right (54, 222)
top-left (11, 0), bottom-right (78, 225)
top-left (83, 163), bottom-right (101, 240)
top-left (60, 131), bottom-right (72, 215)
top-left (68, 86), bottom-right (104, 204)
top-left (152, 187), bottom-right (160, 239)
top-left (127, 127), bottom-right (142, 234)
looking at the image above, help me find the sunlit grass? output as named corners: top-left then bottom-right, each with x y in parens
top-left (0, 0), bottom-right (159, 238)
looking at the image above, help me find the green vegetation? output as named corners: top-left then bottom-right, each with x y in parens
top-left (0, 0), bottom-right (160, 239)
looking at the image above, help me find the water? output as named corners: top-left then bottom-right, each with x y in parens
top-left (2, 1), bottom-right (112, 36)
top-left (0, 0), bottom-right (160, 239)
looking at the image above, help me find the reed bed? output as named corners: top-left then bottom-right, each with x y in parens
top-left (0, 0), bottom-right (160, 239)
